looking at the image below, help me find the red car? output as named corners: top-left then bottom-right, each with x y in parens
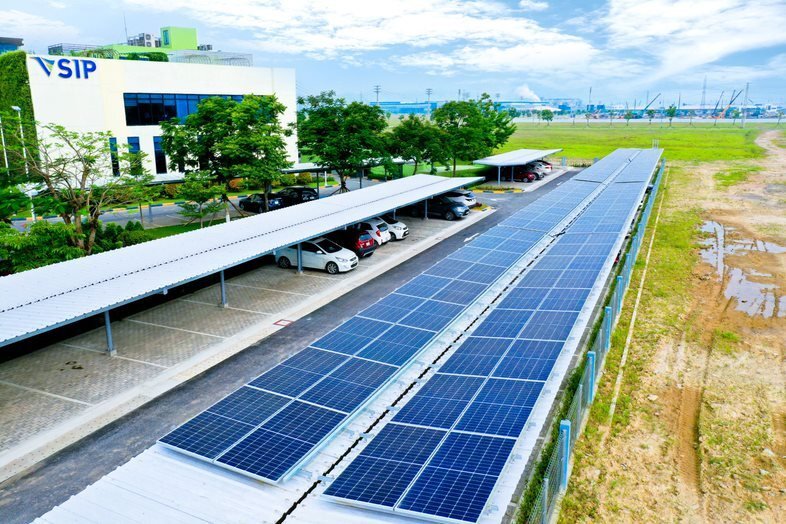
top-left (326, 229), bottom-right (377, 258)
top-left (512, 168), bottom-right (538, 183)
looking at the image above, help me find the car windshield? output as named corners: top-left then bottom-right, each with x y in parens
top-left (382, 215), bottom-right (399, 224)
top-left (316, 239), bottom-right (342, 253)
top-left (359, 233), bottom-right (373, 241)
top-left (377, 223), bottom-right (388, 231)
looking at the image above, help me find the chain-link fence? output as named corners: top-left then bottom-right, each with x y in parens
top-left (524, 158), bottom-right (665, 524)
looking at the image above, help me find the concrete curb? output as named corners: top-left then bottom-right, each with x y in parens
top-left (0, 208), bottom-right (495, 484)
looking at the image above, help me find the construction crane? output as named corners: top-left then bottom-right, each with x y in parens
top-left (711, 90), bottom-right (725, 125)
top-left (641, 93), bottom-right (661, 112)
top-left (718, 89), bottom-right (742, 119)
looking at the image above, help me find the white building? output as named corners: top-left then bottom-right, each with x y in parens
top-left (26, 54), bottom-right (298, 182)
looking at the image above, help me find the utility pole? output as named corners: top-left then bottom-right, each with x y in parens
top-left (700, 75), bottom-right (707, 111)
top-left (457, 89), bottom-right (461, 100)
top-left (741, 82), bottom-right (749, 128)
top-left (373, 85), bottom-right (381, 105)
top-left (426, 88), bottom-right (433, 103)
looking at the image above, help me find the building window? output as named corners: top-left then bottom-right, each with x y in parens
top-left (127, 136), bottom-right (143, 176)
top-left (123, 93), bottom-right (245, 126)
top-left (162, 30), bottom-right (170, 46)
top-left (109, 138), bottom-right (120, 177)
top-left (153, 136), bottom-right (167, 174)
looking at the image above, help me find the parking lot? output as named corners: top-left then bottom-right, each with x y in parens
top-left (0, 209), bottom-right (492, 482)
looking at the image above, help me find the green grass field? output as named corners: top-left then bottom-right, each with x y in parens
top-left (500, 122), bottom-right (767, 162)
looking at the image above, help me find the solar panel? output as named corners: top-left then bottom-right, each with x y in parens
top-left (326, 148), bottom-right (662, 521)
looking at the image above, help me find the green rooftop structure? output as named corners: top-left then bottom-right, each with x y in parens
top-left (160, 27), bottom-right (198, 50)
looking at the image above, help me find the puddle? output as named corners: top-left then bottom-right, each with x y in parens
top-left (699, 221), bottom-right (786, 318)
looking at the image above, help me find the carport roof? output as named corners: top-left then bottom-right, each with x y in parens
top-left (0, 174), bottom-right (482, 348)
top-left (473, 148), bottom-right (562, 167)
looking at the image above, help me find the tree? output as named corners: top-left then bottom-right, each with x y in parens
top-left (665, 104), bottom-right (677, 127)
top-left (687, 110), bottom-right (695, 126)
top-left (624, 110), bottom-right (635, 126)
top-left (585, 110), bottom-right (592, 127)
top-left (0, 221), bottom-right (84, 273)
top-left (297, 91), bottom-right (388, 192)
top-left (646, 109), bottom-right (656, 125)
top-left (731, 108), bottom-right (741, 126)
top-left (4, 122), bottom-right (146, 255)
top-left (176, 171), bottom-right (224, 228)
top-left (777, 110), bottom-right (783, 127)
top-left (386, 115), bottom-right (447, 176)
top-left (432, 93), bottom-right (516, 176)
top-left (0, 186), bottom-right (28, 223)
top-left (541, 109), bottom-right (554, 126)
top-left (161, 94), bottom-right (292, 218)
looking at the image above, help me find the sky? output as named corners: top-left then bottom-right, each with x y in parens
top-left (2, 0), bottom-right (785, 106)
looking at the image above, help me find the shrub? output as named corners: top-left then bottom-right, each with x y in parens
top-left (279, 174), bottom-right (297, 186)
top-left (296, 172), bottom-right (313, 185)
top-left (228, 178), bottom-right (245, 191)
top-left (163, 183), bottom-right (179, 198)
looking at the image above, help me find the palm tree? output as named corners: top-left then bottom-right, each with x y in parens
top-left (646, 109), bottom-right (655, 125)
top-left (624, 111), bottom-right (634, 126)
top-left (665, 105), bottom-right (677, 127)
top-left (776, 110), bottom-right (783, 127)
top-left (731, 109), bottom-right (741, 126)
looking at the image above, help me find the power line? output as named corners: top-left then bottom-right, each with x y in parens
top-left (425, 88), bottom-right (433, 103)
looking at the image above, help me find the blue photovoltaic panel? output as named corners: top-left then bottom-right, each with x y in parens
top-left (396, 274), bottom-right (452, 298)
top-left (217, 428), bottom-right (313, 480)
top-left (432, 280), bottom-right (488, 306)
top-left (284, 347), bottom-right (349, 374)
top-left (331, 358), bottom-right (397, 388)
top-left (160, 412), bottom-right (254, 459)
top-left (327, 148), bottom-right (662, 521)
top-left (472, 309), bottom-right (533, 338)
top-left (300, 377), bottom-right (375, 412)
top-left (398, 466), bottom-right (499, 522)
top-left (359, 293), bottom-right (426, 323)
top-left (356, 326), bottom-right (436, 365)
top-left (479, 249), bottom-right (525, 267)
top-left (261, 401), bottom-right (347, 443)
top-left (458, 263), bottom-right (507, 284)
top-left (400, 300), bottom-right (464, 331)
top-left (449, 246), bottom-right (491, 263)
top-left (249, 365), bottom-right (324, 397)
top-left (208, 387), bottom-right (290, 426)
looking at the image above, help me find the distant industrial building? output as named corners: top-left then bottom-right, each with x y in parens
top-left (0, 37), bottom-right (23, 54)
top-left (48, 26), bottom-right (252, 67)
top-left (372, 97), bottom-right (581, 116)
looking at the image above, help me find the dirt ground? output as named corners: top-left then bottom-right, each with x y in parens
top-left (560, 130), bottom-right (786, 523)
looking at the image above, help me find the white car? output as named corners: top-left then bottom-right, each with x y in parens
top-left (356, 219), bottom-right (392, 246)
top-left (276, 237), bottom-right (358, 274)
top-left (526, 161), bottom-right (551, 175)
top-left (379, 214), bottom-right (409, 240)
top-left (443, 189), bottom-right (478, 208)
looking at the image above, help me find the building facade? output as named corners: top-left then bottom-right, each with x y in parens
top-left (0, 37), bottom-right (23, 54)
top-left (26, 54), bottom-right (297, 181)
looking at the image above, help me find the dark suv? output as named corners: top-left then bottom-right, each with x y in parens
top-left (401, 196), bottom-right (470, 221)
top-left (238, 193), bottom-right (285, 213)
top-left (274, 186), bottom-right (318, 206)
top-left (326, 229), bottom-right (377, 258)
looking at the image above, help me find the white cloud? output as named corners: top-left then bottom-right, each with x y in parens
top-left (604, 0), bottom-right (786, 82)
top-left (515, 84), bottom-right (540, 101)
top-left (0, 10), bottom-right (79, 41)
top-left (48, 1), bottom-right (67, 8)
top-left (519, 0), bottom-right (548, 10)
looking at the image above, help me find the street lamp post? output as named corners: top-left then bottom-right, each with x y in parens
top-left (0, 114), bottom-right (8, 172)
top-left (11, 106), bottom-right (35, 220)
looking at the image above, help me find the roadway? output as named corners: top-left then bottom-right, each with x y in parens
top-left (0, 172), bottom-right (578, 524)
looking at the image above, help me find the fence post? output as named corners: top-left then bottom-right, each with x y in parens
top-left (542, 478), bottom-right (550, 523)
top-left (560, 421), bottom-right (571, 490)
top-left (587, 352), bottom-right (596, 402)
top-left (604, 306), bottom-right (612, 350)
top-left (615, 275), bottom-right (624, 312)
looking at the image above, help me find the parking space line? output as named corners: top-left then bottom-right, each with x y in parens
top-left (0, 380), bottom-right (93, 406)
top-left (226, 282), bottom-right (309, 296)
top-left (178, 298), bottom-right (275, 315)
top-left (59, 343), bottom-right (170, 369)
top-left (125, 319), bottom-right (226, 339)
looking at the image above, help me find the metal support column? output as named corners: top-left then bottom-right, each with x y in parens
top-left (587, 351), bottom-right (596, 402)
top-left (359, 169), bottom-right (363, 189)
top-left (604, 306), bottom-right (612, 350)
top-left (296, 243), bottom-right (303, 273)
top-left (104, 310), bottom-right (115, 356)
top-left (560, 420), bottom-right (571, 490)
top-left (219, 270), bottom-right (228, 307)
top-left (497, 165), bottom-right (501, 186)
top-left (424, 199), bottom-right (428, 220)
top-left (392, 208), bottom-right (397, 219)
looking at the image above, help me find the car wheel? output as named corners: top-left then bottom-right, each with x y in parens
top-left (277, 257), bottom-right (291, 269)
top-left (325, 261), bottom-right (339, 274)
top-left (444, 210), bottom-right (455, 221)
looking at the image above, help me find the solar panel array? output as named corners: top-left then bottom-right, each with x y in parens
top-left (159, 150), bottom-right (642, 484)
top-left (323, 149), bottom-right (662, 522)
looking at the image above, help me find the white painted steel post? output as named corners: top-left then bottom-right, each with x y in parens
top-left (104, 310), bottom-right (115, 356)
top-left (297, 243), bottom-right (303, 273)
top-left (219, 270), bottom-right (228, 307)
top-left (542, 477), bottom-right (550, 523)
top-left (497, 165), bottom-right (501, 186)
top-left (587, 351), bottom-right (596, 402)
top-left (424, 199), bottom-right (428, 220)
top-left (560, 421), bottom-right (571, 490)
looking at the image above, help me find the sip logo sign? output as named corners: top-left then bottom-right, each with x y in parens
top-left (33, 57), bottom-right (97, 79)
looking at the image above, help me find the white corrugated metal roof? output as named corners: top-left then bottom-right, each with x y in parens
top-left (473, 149), bottom-right (562, 167)
top-left (0, 175), bottom-right (482, 347)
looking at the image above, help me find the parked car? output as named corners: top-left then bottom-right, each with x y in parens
top-left (238, 193), bottom-right (285, 213)
top-left (525, 161), bottom-right (549, 176)
top-left (326, 229), bottom-right (377, 258)
top-left (401, 196), bottom-right (470, 221)
top-left (511, 168), bottom-right (537, 183)
top-left (275, 237), bottom-right (358, 274)
top-left (273, 186), bottom-right (318, 206)
top-left (443, 189), bottom-right (478, 208)
top-left (353, 219), bottom-right (391, 246)
top-left (379, 214), bottom-right (409, 240)
top-left (534, 160), bottom-right (553, 173)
